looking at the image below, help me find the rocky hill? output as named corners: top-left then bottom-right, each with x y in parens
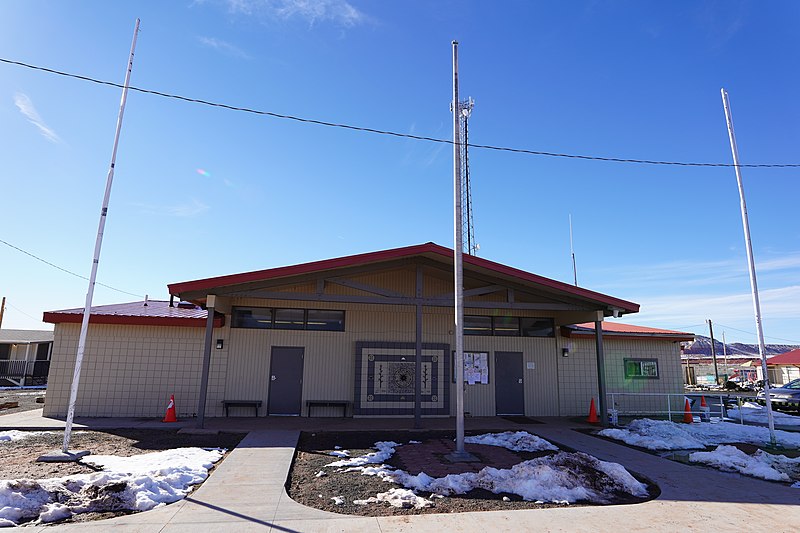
top-left (682, 335), bottom-right (799, 358)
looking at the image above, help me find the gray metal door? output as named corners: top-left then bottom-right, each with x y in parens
top-left (495, 351), bottom-right (524, 415)
top-left (268, 347), bottom-right (304, 415)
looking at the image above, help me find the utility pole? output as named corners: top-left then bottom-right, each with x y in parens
top-left (707, 319), bottom-right (720, 385)
top-left (721, 88), bottom-right (777, 446)
top-left (0, 297), bottom-right (5, 329)
top-left (722, 331), bottom-right (728, 380)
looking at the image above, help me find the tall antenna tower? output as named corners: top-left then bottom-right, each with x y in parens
top-left (458, 97), bottom-right (478, 255)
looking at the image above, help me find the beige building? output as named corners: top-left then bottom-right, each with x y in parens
top-left (42, 243), bottom-right (692, 422)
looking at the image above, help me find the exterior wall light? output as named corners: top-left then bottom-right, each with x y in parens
top-left (215, 339), bottom-right (224, 350)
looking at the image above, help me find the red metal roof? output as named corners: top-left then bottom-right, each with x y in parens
top-left (43, 300), bottom-right (224, 328)
top-left (167, 242), bottom-right (639, 313)
top-left (766, 349), bottom-right (800, 366)
top-left (563, 322), bottom-right (695, 340)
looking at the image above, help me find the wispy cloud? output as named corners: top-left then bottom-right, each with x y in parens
top-left (13, 93), bottom-right (61, 143)
top-left (197, 36), bottom-right (250, 59)
top-left (132, 199), bottom-right (210, 217)
top-left (592, 253), bottom-right (800, 291)
top-left (618, 285), bottom-right (800, 344)
top-left (224, 0), bottom-right (366, 27)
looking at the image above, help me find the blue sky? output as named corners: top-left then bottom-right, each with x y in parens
top-left (1, 0), bottom-right (798, 345)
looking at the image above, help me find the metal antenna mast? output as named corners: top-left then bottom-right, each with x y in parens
top-left (458, 97), bottom-right (477, 255)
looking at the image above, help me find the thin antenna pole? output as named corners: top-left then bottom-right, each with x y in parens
top-left (721, 88), bottom-right (776, 446)
top-left (62, 19), bottom-right (140, 454)
top-left (569, 214), bottom-right (578, 286)
top-left (452, 40), bottom-right (466, 455)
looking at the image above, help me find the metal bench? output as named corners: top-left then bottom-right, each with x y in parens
top-left (221, 400), bottom-right (262, 417)
top-left (305, 400), bottom-right (351, 417)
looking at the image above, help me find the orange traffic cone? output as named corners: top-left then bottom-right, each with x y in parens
top-left (682, 398), bottom-right (693, 424)
top-left (162, 394), bottom-right (178, 423)
top-left (587, 398), bottom-right (599, 424)
top-left (700, 396), bottom-right (707, 408)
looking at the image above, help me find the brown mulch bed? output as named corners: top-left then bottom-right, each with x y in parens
top-left (287, 430), bottom-right (657, 516)
top-left (0, 389), bottom-right (47, 416)
top-left (0, 428), bottom-right (246, 480)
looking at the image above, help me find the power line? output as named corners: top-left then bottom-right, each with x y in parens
top-left (0, 238), bottom-right (143, 298)
top-left (6, 302), bottom-right (40, 322)
top-left (714, 322), bottom-right (800, 345)
top-left (3, 56), bottom-right (800, 169)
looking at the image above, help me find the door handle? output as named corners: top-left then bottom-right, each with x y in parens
top-left (271, 375), bottom-right (277, 381)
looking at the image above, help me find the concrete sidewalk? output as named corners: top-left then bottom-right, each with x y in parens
top-left (5, 411), bottom-right (799, 532)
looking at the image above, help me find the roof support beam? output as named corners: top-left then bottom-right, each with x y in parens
top-left (325, 277), bottom-right (405, 298)
top-left (235, 290), bottom-right (591, 311)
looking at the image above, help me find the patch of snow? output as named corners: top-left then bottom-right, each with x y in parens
top-left (349, 446), bottom-right (647, 504)
top-left (328, 450), bottom-right (350, 458)
top-left (0, 430), bottom-right (48, 443)
top-left (0, 448), bottom-right (223, 526)
top-left (326, 441), bottom-right (399, 468)
top-left (727, 403), bottom-right (800, 427)
top-left (353, 488), bottom-right (433, 509)
top-left (334, 445), bottom-right (342, 449)
top-left (314, 470), bottom-right (327, 478)
top-left (689, 445), bottom-right (791, 482)
top-left (599, 419), bottom-right (800, 451)
top-left (464, 431), bottom-right (558, 452)
top-left (331, 496), bottom-right (344, 505)
top-left (409, 440), bottom-right (421, 444)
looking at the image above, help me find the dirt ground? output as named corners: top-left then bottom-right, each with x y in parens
top-left (0, 428), bottom-right (246, 480)
top-left (0, 388), bottom-right (47, 416)
top-left (287, 430), bottom-right (657, 516)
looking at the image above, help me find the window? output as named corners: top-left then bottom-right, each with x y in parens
top-left (0, 344), bottom-right (9, 360)
top-left (463, 315), bottom-right (554, 337)
top-left (232, 306), bottom-right (345, 331)
top-left (232, 307), bottom-right (273, 329)
top-left (464, 315), bottom-right (492, 336)
top-left (520, 318), bottom-right (555, 337)
top-left (624, 358), bottom-right (659, 379)
top-left (36, 343), bottom-right (51, 361)
top-left (274, 308), bottom-right (305, 329)
top-left (493, 316), bottom-right (520, 336)
top-left (306, 310), bottom-right (345, 331)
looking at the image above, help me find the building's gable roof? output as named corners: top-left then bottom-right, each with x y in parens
top-left (0, 329), bottom-right (54, 344)
top-left (168, 242), bottom-right (639, 314)
top-left (562, 322), bottom-right (695, 341)
top-left (767, 349), bottom-right (800, 365)
top-left (43, 300), bottom-right (224, 328)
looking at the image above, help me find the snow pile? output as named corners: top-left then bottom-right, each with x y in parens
top-left (389, 452), bottom-right (647, 504)
top-left (599, 418), bottom-right (800, 450)
top-left (464, 431), bottom-right (558, 452)
top-left (326, 441), bottom-right (399, 468)
top-left (0, 448), bottom-right (223, 527)
top-left (689, 445), bottom-right (800, 483)
top-left (0, 430), bottom-right (48, 443)
top-left (727, 402), bottom-right (800, 427)
top-left (331, 433), bottom-right (647, 506)
top-left (354, 488), bottom-right (433, 509)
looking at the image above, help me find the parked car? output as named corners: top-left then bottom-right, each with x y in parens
top-left (756, 378), bottom-right (800, 410)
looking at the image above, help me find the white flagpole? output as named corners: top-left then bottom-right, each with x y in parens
top-left (452, 40), bottom-right (466, 455)
top-left (61, 19), bottom-right (141, 454)
top-left (720, 88), bottom-right (777, 447)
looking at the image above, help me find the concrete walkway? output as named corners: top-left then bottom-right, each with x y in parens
top-left (4, 410), bottom-right (799, 532)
